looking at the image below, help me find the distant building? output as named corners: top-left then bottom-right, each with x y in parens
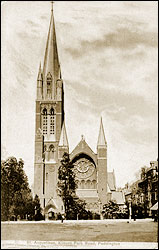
top-left (138, 160), bottom-right (158, 216)
top-left (123, 160), bottom-right (158, 218)
top-left (107, 170), bottom-right (125, 209)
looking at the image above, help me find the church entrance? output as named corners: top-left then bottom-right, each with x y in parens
top-left (48, 209), bottom-right (56, 220)
top-left (43, 199), bottom-right (58, 220)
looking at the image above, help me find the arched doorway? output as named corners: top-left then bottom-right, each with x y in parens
top-left (48, 207), bottom-right (56, 220)
top-left (44, 199), bottom-right (58, 220)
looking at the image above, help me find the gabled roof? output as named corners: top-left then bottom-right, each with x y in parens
top-left (124, 190), bottom-right (132, 196)
top-left (70, 135), bottom-right (96, 164)
top-left (150, 202), bottom-right (158, 211)
top-left (97, 117), bottom-right (107, 146)
top-left (111, 191), bottom-right (125, 205)
top-left (107, 171), bottom-right (116, 191)
top-left (59, 121), bottom-right (69, 147)
top-left (44, 198), bottom-right (58, 213)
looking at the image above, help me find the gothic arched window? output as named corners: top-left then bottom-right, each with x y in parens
top-left (81, 180), bottom-right (85, 189)
top-left (92, 180), bottom-right (97, 189)
top-left (50, 108), bottom-right (54, 115)
top-left (42, 108), bottom-right (48, 134)
top-left (49, 144), bottom-right (55, 160)
top-left (86, 180), bottom-right (91, 189)
top-left (49, 144), bottom-right (54, 152)
top-left (50, 108), bottom-right (55, 135)
top-left (47, 73), bottom-right (52, 98)
top-left (78, 181), bottom-right (81, 189)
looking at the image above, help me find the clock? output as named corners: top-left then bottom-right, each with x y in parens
top-left (74, 158), bottom-right (95, 179)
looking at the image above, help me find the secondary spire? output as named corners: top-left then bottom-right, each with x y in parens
top-left (37, 62), bottom-right (42, 80)
top-left (97, 117), bottom-right (107, 146)
top-left (59, 121), bottom-right (69, 147)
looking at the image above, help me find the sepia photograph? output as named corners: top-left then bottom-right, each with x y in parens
top-left (1, 1), bottom-right (158, 249)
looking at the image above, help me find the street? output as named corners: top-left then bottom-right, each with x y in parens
top-left (2, 219), bottom-right (157, 242)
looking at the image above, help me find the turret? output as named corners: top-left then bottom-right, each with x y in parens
top-left (36, 62), bottom-right (43, 100)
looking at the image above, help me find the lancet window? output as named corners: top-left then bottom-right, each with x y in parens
top-left (49, 144), bottom-right (55, 160)
top-left (50, 108), bottom-right (55, 135)
top-left (92, 180), bottom-right (97, 189)
top-left (42, 108), bottom-right (48, 134)
top-left (47, 73), bottom-right (52, 99)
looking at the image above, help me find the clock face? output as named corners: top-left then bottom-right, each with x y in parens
top-left (74, 158), bottom-right (95, 179)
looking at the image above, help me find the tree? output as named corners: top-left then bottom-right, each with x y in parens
top-left (1, 157), bottom-right (34, 221)
top-left (57, 152), bottom-right (77, 219)
top-left (34, 194), bottom-right (44, 221)
top-left (57, 152), bottom-right (94, 220)
top-left (102, 200), bottom-right (120, 219)
top-left (67, 198), bottom-right (91, 220)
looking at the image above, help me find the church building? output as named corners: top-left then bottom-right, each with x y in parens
top-left (34, 5), bottom-right (116, 219)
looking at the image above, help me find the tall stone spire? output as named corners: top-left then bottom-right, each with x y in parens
top-left (43, 3), bottom-right (61, 99)
top-left (59, 121), bottom-right (69, 147)
top-left (97, 117), bottom-right (107, 146)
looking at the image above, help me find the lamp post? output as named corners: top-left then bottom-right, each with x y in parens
top-left (141, 193), bottom-right (144, 218)
top-left (73, 194), bottom-right (79, 220)
top-left (98, 199), bottom-right (103, 220)
top-left (34, 205), bottom-right (37, 221)
top-left (128, 198), bottom-right (132, 222)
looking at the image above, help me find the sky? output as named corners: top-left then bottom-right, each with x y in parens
top-left (1, 1), bottom-right (158, 189)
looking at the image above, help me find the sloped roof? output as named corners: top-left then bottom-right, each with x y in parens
top-left (107, 172), bottom-right (116, 191)
top-left (150, 202), bottom-right (158, 211)
top-left (124, 190), bottom-right (132, 196)
top-left (111, 191), bottom-right (125, 205)
top-left (44, 198), bottom-right (58, 213)
top-left (70, 136), bottom-right (97, 164)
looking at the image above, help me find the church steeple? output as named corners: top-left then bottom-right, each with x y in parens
top-left (97, 117), bottom-right (107, 146)
top-left (43, 3), bottom-right (61, 100)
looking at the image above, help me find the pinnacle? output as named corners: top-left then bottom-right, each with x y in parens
top-left (97, 117), bottom-right (107, 146)
top-left (37, 62), bottom-right (42, 80)
top-left (59, 121), bottom-right (69, 147)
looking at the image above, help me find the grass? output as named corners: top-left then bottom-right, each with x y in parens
top-left (2, 220), bottom-right (158, 242)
